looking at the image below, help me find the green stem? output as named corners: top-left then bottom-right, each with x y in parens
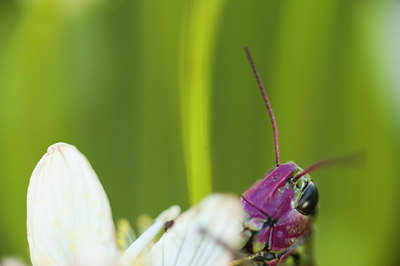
top-left (180, 0), bottom-right (225, 205)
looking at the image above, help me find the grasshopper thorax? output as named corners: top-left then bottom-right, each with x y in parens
top-left (240, 162), bottom-right (318, 259)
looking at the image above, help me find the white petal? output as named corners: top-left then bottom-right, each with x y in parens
top-left (149, 194), bottom-right (244, 266)
top-left (121, 205), bottom-right (181, 265)
top-left (1, 257), bottom-right (29, 266)
top-left (27, 143), bottom-right (119, 266)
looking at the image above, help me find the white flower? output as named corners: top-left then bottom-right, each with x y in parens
top-left (27, 143), bottom-right (243, 266)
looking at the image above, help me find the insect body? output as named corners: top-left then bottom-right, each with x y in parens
top-left (240, 163), bottom-right (318, 265)
top-left (238, 47), bottom-right (319, 266)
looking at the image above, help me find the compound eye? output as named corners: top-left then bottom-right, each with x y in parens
top-left (296, 181), bottom-right (318, 216)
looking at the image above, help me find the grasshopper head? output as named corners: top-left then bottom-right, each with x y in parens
top-left (240, 162), bottom-right (319, 255)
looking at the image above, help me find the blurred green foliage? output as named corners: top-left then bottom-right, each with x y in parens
top-left (0, 0), bottom-right (399, 265)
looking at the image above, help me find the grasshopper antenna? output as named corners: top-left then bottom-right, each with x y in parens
top-left (293, 152), bottom-right (364, 181)
top-left (245, 46), bottom-right (280, 167)
top-left (293, 159), bottom-right (337, 181)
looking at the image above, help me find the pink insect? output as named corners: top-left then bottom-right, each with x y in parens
top-left (236, 47), bottom-right (340, 266)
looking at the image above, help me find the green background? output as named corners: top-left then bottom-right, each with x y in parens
top-left (0, 0), bottom-right (399, 265)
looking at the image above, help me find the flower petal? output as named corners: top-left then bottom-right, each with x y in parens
top-left (27, 143), bottom-right (119, 265)
top-left (1, 257), bottom-right (29, 266)
top-left (121, 205), bottom-right (181, 265)
top-left (149, 194), bottom-right (244, 266)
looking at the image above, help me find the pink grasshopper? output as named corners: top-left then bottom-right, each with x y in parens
top-left (237, 47), bottom-right (326, 266)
